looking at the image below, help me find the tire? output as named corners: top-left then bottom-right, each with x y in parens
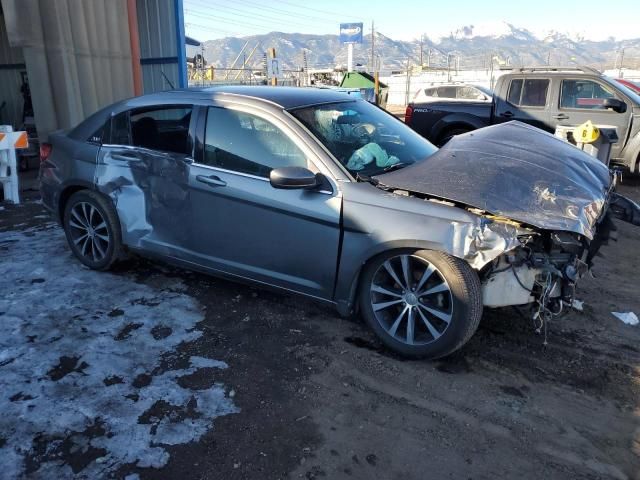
top-left (62, 190), bottom-right (122, 271)
top-left (359, 249), bottom-right (482, 359)
top-left (437, 127), bottom-right (471, 147)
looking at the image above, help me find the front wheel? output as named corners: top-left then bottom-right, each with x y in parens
top-left (359, 250), bottom-right (482, 359)
top-left (63, 190), bottom-right (122, 270)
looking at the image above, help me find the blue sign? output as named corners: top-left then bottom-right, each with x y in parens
top-left (340, 23), bottom-right (363, 44)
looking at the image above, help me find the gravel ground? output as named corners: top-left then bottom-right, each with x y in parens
top-left (1, 176), bottom-right (639, 479)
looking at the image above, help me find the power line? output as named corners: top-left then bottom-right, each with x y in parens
top-left (268, 0), bottom-right (361, 21)
top-left (185, 9), bottom-right (304, 33)
top-left (185, 0), bottom-right (335, 30)
top-left (185, 0), bottom-right (344, 27)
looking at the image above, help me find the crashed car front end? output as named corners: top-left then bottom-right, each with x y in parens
top-left (374, 121), bottom-right (640, 321)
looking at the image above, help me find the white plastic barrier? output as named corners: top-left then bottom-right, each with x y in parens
top-left (0, 126), bottom-right (28, 204)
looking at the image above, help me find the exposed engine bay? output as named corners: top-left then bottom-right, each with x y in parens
top-left (380, 173), bottom-right (640, 342)
top-left (369, 121), bottom-right (640, 341)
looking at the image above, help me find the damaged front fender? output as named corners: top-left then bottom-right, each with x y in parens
top-left (449, 218), bottom-right (524, 270)
top-left (335, 183), bottom-right (527, 313)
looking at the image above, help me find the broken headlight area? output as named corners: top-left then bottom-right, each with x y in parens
top-left (480, 228), bottom-right (601, 341)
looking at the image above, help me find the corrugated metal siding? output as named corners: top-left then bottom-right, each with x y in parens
top-left (0, 12), bottom-right (25, 128)
top-left (136, 0), bottom-right (180, 93)
top-left (1, 0), bottom-right (134, 139)
top-left (142, 63), bottom-right (179, 92)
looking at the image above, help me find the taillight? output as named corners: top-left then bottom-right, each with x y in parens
top-left (40, 143), bottom-right (52, 163)
top-left (405, 105), bottom-right (413, 125)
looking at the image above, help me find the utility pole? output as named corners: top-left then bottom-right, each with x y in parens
top-left (618, 47), bottom-right (625, 76)
top-left (420, 34), bottom-right (424, 67)
top-left (371, 21), bottom-right (375, 74)
top-left (302, 49), bottom-right (309, 86)
top-left (405, 57), bottom-right (411, 105)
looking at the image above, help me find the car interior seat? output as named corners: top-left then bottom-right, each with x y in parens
top-left (132, 117), bottom-right (161, 150)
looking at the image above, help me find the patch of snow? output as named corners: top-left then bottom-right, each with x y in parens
top-left (612, 311), bottom-right (639, 326)
top-left (0, 226), bottom-right (238, 478)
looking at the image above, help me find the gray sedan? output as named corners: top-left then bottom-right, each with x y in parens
top-left (40, 86), bottom-right (640, 358)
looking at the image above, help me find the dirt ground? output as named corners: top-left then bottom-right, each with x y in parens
top-left (1, 174), bottom-right (640, 480)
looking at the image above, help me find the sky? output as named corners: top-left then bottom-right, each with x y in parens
top-left (183, 0), bottom-right (639, 42)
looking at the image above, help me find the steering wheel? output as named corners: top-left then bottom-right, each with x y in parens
top-left (351, 123), bottom-right (377, 144)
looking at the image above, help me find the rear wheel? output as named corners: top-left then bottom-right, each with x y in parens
top-left (437, 127), bottom-right (471, 147)
top-left (63, 190), bottom-right (122, 270)
top-left (359, 249), bottom-right (482, 359)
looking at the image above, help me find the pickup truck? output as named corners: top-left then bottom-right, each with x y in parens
top-left (405, 67), bottom-right (640, 172)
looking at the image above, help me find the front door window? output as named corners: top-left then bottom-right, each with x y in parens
top-left (203, 107), bottom-right (308, 177)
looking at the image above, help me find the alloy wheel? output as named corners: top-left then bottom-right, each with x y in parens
top-left (68, 202), bottom-right (110, 263)
top-left (370, 254), bottom-right (453, 346)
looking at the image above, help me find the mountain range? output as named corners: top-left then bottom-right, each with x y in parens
top-left (197, 22), bottom-right (640, 72)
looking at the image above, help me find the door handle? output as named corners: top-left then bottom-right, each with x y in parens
top-left (196, 174), bottom-right (227, 187)
top-left (553, 113), bottom-right (570, 120)
top-left (111, 152), bottom-right (140, 162)
top-left (500, 111), bottom-right (514, 118)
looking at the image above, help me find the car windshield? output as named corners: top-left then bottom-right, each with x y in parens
top-left (290, 100), bottom-right (438, 177)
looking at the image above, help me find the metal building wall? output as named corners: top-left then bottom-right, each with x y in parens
top-left (136, 0), bottom-right (185, 93)
top-left (1, 0), bottom-right (134, 139)
top-left (0, 10), bottom-right (25, 128)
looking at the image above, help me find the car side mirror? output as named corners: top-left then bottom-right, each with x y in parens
top-left (603, 98), bottom-right (627, 113)
top-left (270, 166), bottom-right (319, 190)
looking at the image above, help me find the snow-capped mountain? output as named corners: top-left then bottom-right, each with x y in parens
top-left (197, 25), bottom-right (640, 71)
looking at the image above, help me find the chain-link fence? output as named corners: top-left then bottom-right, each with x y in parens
top-left (187, 66), bottom-right (306, 88)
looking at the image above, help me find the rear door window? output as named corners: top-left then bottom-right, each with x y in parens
top-left (457, 86), bottom-right (482, 100)
top-left (507, 79), bottom-right (523, 105)
top-left (436, 86), bottom-right (457, 98)
top-left (108, 106), bottom-right (192, 155)
top-left (130, 107), bottom-right (192, 154)
top-left (507, 78), bottom-right (549, 107)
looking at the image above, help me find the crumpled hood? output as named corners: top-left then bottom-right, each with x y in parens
top-left (375, 121), bottom-right (611, 239)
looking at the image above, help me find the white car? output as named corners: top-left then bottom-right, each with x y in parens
top-left (413, 83), bottom-right (493, 103)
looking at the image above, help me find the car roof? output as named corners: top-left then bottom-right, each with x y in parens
top-left (68, 86), bottom-right (355, 141)
top-left (154, 86), bottom-right (353, 109)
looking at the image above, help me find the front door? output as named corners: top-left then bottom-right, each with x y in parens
top-left (95, 104), bottom-right (195, 253)
top-left (548, 78), bottom-right (630, 159)
top-left (186, 105), bottom-right (342, 300)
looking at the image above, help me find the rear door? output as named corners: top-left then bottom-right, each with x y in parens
top-left (95, 104), bottom-right (196, 252)
top-left (185, 104), bottom-right (342, 299)
top-left (548, 77), bottom-right (630, 158)
top-left (494, 76), bottom-right (552, 130)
